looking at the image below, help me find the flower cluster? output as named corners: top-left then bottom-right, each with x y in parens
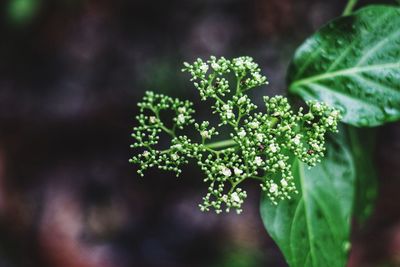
top-left (130, 56), bottom-right (340, 214)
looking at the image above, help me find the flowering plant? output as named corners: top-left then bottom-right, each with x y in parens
top-left (130, 56), bottom-right (340, 214)
top-left (129, 1), bottom-right (400, 266)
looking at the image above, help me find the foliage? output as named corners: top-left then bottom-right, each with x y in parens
top-left (288, 5), bottom-right (400, 127)
top-left (130, 2), bottom-right (400, 267)
top-left (346, 126), bottom-right (378, 223)
top-left (260, 4), bottom-right (399, 267)
top-left (260, 134), bottom-right (355, 267)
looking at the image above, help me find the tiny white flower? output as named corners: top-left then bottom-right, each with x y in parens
top-left (149, 116), bottom-right (157, 124)
top-left (222, 104), bottom-right (229, 110)
top-left (253, 72), bottom-right (261, 80)
top-left (278, 160), bottom-right (285, 169)
top-left (331, 110), bottom-right (339, 117)
top-left (293, 135), bottom-right (301, 145)
top-left (234, 167), bottom-right (243, 176)
top-left (249, 121), bottom-right (259, 129)
top-left (272, 111), bottom-right (282, 117)
top-left (231, 192), bottom-right (241, 203)
top-left (201, 130), bottom-right (210, 139)
top-left (327, 117), bottom-right (334, 126)
top-left (143, 150), bottom-right (150, 157)
top-left (221, 166), bottom-right (232, 177)
top-left (238, 130), bottom-right (246, 138)
top-left (280, 179), bottom-right (288, 187)
top-left (314, 102), bottom-right (321, 111)
top-left (178, 107), bottom-right (186, 113)
top-left (237, 96), bottom-right (247, 105)
top-left (311, 143), bottom-right (319, 150)
top-left (269, 143), bottom-right (278, 153)
top-left (255, 156), bottom-right (263, 166)
top-left (174, 144), bottom-right (182, 150)
top-left (269, 183), bottom-right (278, 193)
top-left (211, 62), bottom-right (220, 70)
top-left (235, 58), bottom-right (244, 66)
top-left (171, 153), bottom-right (179, 161)
top-left (200, 63), bottom-right (209, 73)
top-left (177, 114), bottom-right (185, 123)
top-left (256, 133), bottom-right (264, 142)
top-left (226, 110), bottom-right (235, 119)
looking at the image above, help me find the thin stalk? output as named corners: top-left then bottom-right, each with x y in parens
top-left (342, 0), bottom-right (359, 16)
top-left (160, 125), bottom-right (175, 137)
top-left (205, 139), bottom-right (236, 149)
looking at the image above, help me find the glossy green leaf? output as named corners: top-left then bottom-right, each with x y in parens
top-left (260, 136), bottom-right (355, 267)
top-left (288, 5), bottom-right (400, 127)
top-left (345, 126), bottom-right (377, 223)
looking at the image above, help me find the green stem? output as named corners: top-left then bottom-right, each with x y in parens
top-left (160, 125), bottom-right (175, 137)
top-left (342, 0), bottom-right (359, 16)
top-left (250, 176), bottom-right (264, 182)
top-left (235, 76), bottom-right (242, 96)
top-left (205, 139), bottom-right (236, 149)
top-left (204, 117), bottom-right (279, 150)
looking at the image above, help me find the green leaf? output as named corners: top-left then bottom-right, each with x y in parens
top-left (288, 5), bottom-right (400, 127)
top-left (260, 136), bottom-right (355, 267)
top-left (345, 126), bottom-right (377, 223)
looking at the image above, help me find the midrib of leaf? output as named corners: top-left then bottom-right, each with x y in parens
top-left (297, 162), bottom-right (345, 267)
top-left (308, 190), bottom-right (342, 246)
top-left (307, 83), bottom-right (380, 107)
top-left (289, 197), bottom-right (304, 266)
top-left (290, 62), bottom-right (400, 90)
top-left (298, 161), bottom-right (317, 267)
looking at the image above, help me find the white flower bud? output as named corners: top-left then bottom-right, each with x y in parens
top-left (149, 116), bottom-right (156, 124)
top-left (269, 183), bottom-right (278, 193)
top-left (249, 121), bottom-right (259, 129)
top-left (253, 72), bottom-right (261, 80)
top-left (238, 130), bottom-right (246, 138)
top-left (201, 131), bottom-right (210, 139)
top-left (278, 160), bottom-right (285, 169)
top-left (221, 166), bottom-right (232, 177)
top-left (237, 96), bottom-right (247, 105)
top-left (234, 167), bottom-right (243, 176)
top-left (269, 144), bottom-right (278, 153)
top-left (292, 135), bottom-right (301, 145)
top-left (222, 104), bottom-right (230, 111)
top-left (255, 156), bottom-right (263, 166)
top-left (200, 63), bottom-right (209, 73)
top-left (231, 192), bottom-right (241, 203)
top-left (211, 62), bottom-right (220, 70)
top-left (177, 114), bottom-right (186, 123)
top-left (226, 110), bottom-right (235, 119)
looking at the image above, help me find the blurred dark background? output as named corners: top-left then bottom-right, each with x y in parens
top-left (0, 0), bottom-right (399, 266)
